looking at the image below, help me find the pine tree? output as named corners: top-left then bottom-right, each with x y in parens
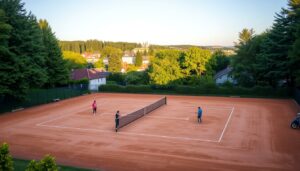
top-left (0, 9), bottom-right (13, 97)
top-left (135, 51), bottom-right (142, 67)
top-left (287, 0), bottom-right (300, 87)
top-left (39, 19), bottom-right (69, 87)
top-left (102, 46), bottom-right (122, 72)
top-left (0, 0), bottom-right (48, 99)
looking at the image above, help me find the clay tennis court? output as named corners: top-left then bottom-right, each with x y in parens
top-left (0, 93), bottom-right (299, 171)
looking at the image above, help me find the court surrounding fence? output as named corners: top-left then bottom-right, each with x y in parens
top-left (99, 84), bottom-right (292, 98)
top-left (294, 88), bottom-right (300, 105)
top-left (0, 84), bottom-right (89, 113)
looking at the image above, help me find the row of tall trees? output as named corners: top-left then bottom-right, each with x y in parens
top-left (232, 0), bottom-right (300, 88)
top-left (0, 0), bottom-right (69, 99)
top-left (59, 40), bottom-right (142, 54)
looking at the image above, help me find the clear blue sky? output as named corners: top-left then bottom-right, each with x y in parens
top-left (23, 0), bottom-right (287, 46)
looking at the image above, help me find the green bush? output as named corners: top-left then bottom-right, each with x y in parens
top-left (69, 78), bottom-right (89, 85)
top-left (106, 81), bottom-right (117, 85)
top-left (99, 84), bottom-right (124, 92)
top-left (125, 71), bottom-right (149, 85)
top-left (107, 73), bottom-right (125, 85)
top-left (0, 143), bottom-right (13, 171)
top-left (125, 85), bottom-right (152, 93)
top-left (25, 155), bottom-right (58, 171)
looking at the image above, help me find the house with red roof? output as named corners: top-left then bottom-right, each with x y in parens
top-left (71, 69), bottom-right (110, 91)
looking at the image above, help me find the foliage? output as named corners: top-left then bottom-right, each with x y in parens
top-left (69, 78), bottom-right (89, 85)
top-left (148, 49), bottom-right (183, 85)
top-left (289, 0), bottom-right (300, 87)
top-left (0, 0), bottom-right (49, 99)
top-left (0, 0), bottom-right (76, 100)
top-left (39, 19), bottom-right (69, 87)
top-left (62, 51), bottom-right (87, 70)
top-left (181, 47), bottom-right (212, 75)
top-left (125, 71), bottom-right (149, 85)
top-left (107, 72), bottom-right (125, 85)
top-left (206, 50), bottom-right (231, 75)
top-left (25, 155), bottom-right (58, 171)
top-left (0, 143), bottom-right (13, 171)
top-left (126, 64), bottom-right (138, 72)
top-left (14, 159), bottom-right (93, 171)
top-left (237, 28), bottom-right (255, 45)
top-left (172, 75), bottom-right (215, 86)
top-left (0, 9), bottom-right (12, 98)
top-left (106, 81), bottom-right (117, 85)
top-left (94, 58), bottom-right (104, 69)
top-left (231, 1), bottom-right (300, 88)
top-left (102, 46), bottom-right (122, 72)
top-left (135, 51), bottom-right (142, 67)
top-left (231, 33), bottom-right (267, 87)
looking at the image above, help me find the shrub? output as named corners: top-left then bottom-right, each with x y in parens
top-left (0, 143), bottom-right (13, 171)
top-left (106, 81), bottom-right (117, 85)
top-left (125, 85), bottom-right (152, 93)
top-left (69, 78), bottom-right (89, 85)
top-left (99, 84), bottom-right (124, 92)
top-left (25, 155), bottom-right (58, 171)
top-left (125, 71), bottom-right (149, 85)
top-left (107, 73), bottom-right (125, 85)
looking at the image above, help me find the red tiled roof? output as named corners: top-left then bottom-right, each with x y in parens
top-left (71, 69), bottom-right (110, 80)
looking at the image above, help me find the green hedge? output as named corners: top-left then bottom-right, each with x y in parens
top-left (99, 84), bottom-right (291, 98)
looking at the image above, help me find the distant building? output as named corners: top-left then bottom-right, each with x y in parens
top-left (103, 57), bottom-right (109, 65)
top-left (103, 50), bottom-right (151, 72)
top-left (222, 49), bottom-right (236, 56)
top-left (122, 51), bottom-right (136, 64)
top-left (214, 67), bottom-right (236, 85)
top-left (71, 69), bottom-right (110, 91)
top-left (142, 55), bottom-right (149, 64)
top-left (133, 48), bottom-right (148, 54)
top-left (81, 52), bottom-right (101, 63)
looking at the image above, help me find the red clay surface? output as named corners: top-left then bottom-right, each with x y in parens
top-left (0, 93), bottom-right (299, 171)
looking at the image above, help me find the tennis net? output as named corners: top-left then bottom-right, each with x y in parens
top-left (117, 97), bottom-right (167, 130)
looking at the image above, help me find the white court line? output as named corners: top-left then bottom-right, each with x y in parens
top-left (99, 112), bottom-right (189, 120)
top-left (217, 107), bottom-right (235, 142)
top-left (37, 124), bottom-right (218, 143)
top-left (36, 106), bottom-right (235, 143)
top-left (205, 107), bottom-right (233, 110)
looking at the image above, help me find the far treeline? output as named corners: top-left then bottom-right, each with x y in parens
top-left (60, 40), bottom-right (143, 54)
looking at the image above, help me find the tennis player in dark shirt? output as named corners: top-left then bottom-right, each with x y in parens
top-left (115, 110), bottom-right (120, 132)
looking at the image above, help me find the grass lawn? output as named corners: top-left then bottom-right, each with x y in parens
top-left (14, 158), bottom-right (95, 171)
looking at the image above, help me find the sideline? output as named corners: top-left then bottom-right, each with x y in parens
top-left (218, 107), bottom-right (235, 142)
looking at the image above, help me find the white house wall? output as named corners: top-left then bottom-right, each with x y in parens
top-left (89, 78), bottom-right (106, 91)
top-left (216, 74), bottom-right (235, 84)
top-left (122, 56), bottom-right (135, 64)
